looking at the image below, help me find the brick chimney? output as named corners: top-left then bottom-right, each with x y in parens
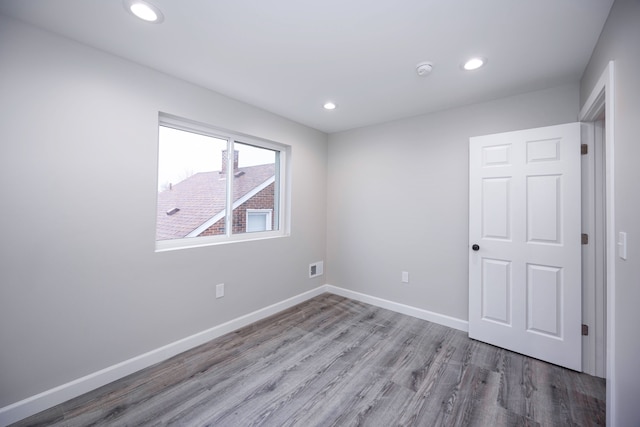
top-left (220, 150), bottom-right (239, 175)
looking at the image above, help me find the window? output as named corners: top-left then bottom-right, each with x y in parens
top-left (155, 114), bottom-right (289, 251)
top-left (246, 209), bottom-right (273, 233)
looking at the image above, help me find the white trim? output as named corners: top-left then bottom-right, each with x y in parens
top-left (581, 121), bottom-right (596, 375)
top-left (579, 78), bottom-right (606, 123)
top-left (581, 120), bottom-right (607, 378)
top-left (0, 286), bottom-right (327, 426)
top-left (593, 119), bottom-right (606, 378)
top-left (592, 119), bottom-right (606, 378)
top-left (156, 229), bottom-right (288, 252)
top-left (224, 147), bottom-right (234, 234)
top-left (325, 285), bottom-right (469, 332)
top-left (581, 121), bottom-right (607, 378)
top-left (159, 113), bottom-right (288, 153)
top-left (578, 60), bottom-right (615, 427)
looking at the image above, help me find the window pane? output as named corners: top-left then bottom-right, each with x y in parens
top-left (156, 126), bottom-right (228, 241)
top-left (247, 211), bottom-right (269, 232)
top-left (231, 142), bottom-right (278, 235)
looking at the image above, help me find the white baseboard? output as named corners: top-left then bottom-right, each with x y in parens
top-left (325, 285), bottom-right (469, 332)
top-left (0, 284), bottom-right (467, 426)
top-left (0, 286), bottom-right (327, 427)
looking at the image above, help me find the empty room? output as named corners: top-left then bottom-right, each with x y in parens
top-left (1, 0), bottom-right (639, 426)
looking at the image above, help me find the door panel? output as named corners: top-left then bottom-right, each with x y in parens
top-left (469, 123), bottom-right (581, 371)
top-left (527, 175), bottom-right (561, 243)
top-left (482, 258), bottom-right (511, 325)
top-left (526, 263), bottom-right (562, 337)
top-left (482, 178), bottom-right (511, 240)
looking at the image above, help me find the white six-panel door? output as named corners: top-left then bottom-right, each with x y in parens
top-left (469, 123), bottom-right (582, 371)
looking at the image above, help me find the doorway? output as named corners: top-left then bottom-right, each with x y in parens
top-left (581, 118), bottom-right (606, 378)
top-left (578, 60), bottom-right (615, 426)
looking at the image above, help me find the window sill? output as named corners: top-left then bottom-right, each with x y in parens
top-left (155, 230), bottom-right (289, 252)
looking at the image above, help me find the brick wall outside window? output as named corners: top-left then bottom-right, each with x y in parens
top-left (199, 182), bottom-right (275, 236)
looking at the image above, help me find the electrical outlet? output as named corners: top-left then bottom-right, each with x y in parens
top-left (216, 283), bottom-right (224, 298)
top-left (401, 271), bottom-right (409, 283)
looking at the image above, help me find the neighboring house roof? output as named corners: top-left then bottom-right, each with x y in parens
top-left (156, 164), bottom-right (275, 240)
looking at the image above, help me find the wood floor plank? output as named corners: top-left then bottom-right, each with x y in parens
top-left (11, 293), bottom-right (606, 427)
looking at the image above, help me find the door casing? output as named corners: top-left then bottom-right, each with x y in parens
top-left (579, 60), bottom-right (615, 426)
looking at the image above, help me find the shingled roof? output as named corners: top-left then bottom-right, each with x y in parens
top-left (156, 163), bottom-right (275, 240)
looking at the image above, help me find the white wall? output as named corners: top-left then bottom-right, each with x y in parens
top-left (0, 15), bottom-right (327, 408)
top-left (327, 84), bottom-right (579, 322)
top-left (580, 0), bottom-right (640, 425)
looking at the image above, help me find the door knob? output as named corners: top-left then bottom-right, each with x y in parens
top-left (472, 244), bottom-right (480, 251)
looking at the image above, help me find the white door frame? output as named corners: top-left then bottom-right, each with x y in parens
top-left (578, 60), bottom-right (615, 426)
top-left (581, 120), bottom-right (606, 378)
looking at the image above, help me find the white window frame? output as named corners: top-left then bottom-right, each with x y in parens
top-left (155, 113), bottom-right (291, 252)
top-left (246, 209), bottom-right (273, 233)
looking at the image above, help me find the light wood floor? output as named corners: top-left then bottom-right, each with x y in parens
top-left (13, 294), bottom-right (605, 426)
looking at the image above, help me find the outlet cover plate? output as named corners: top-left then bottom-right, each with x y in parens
top-left (401, 271), bottom-right (409, 283)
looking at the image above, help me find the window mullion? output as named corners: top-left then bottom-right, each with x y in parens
top-left (225, 139), bottom-right (234, 236)
top-left (274, 152), bottom-right (281, 231)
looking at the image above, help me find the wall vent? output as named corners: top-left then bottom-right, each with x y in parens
top-left (309, 261), bottom-right (324, 278)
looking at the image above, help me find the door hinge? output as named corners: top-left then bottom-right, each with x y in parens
top-left (582, 324), bottom-right (589, 336)
top-left (581, 144), bottom-right (588, 155)
top-left (582, 233), bottom-right (589, 245)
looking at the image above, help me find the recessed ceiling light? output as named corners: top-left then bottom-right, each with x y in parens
top-left (323, 102), bottom-right (337, 110)
top-left (463, 57), bottom-right (486, 71)
top-left (124, 0), bottom-right (164, 23)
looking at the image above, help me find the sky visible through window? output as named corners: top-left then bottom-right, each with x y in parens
top-left (158, 126), bottom-right (275, 192)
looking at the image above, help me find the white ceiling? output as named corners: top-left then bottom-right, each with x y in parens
top-left (0, 0), bottom-right (613, 133)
